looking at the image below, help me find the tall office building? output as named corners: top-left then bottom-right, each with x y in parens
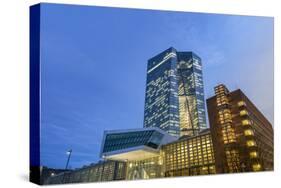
top-left (207, 84), bottom-right (273, 173)
top-left (143, 47), bottom-right (207, 137)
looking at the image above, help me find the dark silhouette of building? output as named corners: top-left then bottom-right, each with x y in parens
top-left (41, 166), bottom-right (71, 184)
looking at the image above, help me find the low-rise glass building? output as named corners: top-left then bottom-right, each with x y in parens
top-left (162, 129), bottom-right (216, 176)
top-left (100, 127), bottom-right (177, 161)
top-left (44, 160), bottom-right (126, 184)
top-left (99, 127), bottom-right (216, 180)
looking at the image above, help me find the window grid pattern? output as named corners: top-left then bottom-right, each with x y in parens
top-left (126, 157), bottom-right (163, 180)
top-left (103, 130), bottom-right (155, 153)
top-left (225, 149), bottom-right (240, 173)
top-left (163, 133), bottom-right (215, 176)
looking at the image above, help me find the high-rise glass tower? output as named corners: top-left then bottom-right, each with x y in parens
top-left (143, 47), bottom-right (207, 137)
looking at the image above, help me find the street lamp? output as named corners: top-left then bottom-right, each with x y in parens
top-left (65, 149), bottom-right (72, 170)
top-left (61, 149), bottom-right (72, 183)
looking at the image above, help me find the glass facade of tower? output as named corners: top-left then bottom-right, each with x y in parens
top-left (177, 52), bottom-right (207, 136)
top-left (144, 47), bottom-right (207, 137)
top-left (144, 48), bottom-right (180, 137)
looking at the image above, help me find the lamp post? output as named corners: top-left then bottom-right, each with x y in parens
top-left (65, 149), bottom-right (72, 170)
top-left (61, 149), bottom-right (72, 183)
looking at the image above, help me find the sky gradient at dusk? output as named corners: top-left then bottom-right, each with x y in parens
top-left (39, 3), bottom-right (274, 169)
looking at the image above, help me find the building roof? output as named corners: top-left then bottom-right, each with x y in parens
top-left (100, 127), bottom-right (177, 161)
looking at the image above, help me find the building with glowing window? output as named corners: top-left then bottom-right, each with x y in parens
top-left (44, 160), bottom-right (127, 184)
top-left (100, 127), bottom-right (177, 180)
top-left (207, 84), bottom-right (273, 173)
top-left (144, 47), bottom-right (207, 137)
top-left (124, 129), bottom-right (215, 180)
top-left (98, 128), bottom-right (216, 180)
top-left (44, 57), bottom-right (274, 185)
top-left (163, 129), bottom-right (216, 176)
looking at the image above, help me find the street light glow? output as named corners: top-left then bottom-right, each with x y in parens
top-left (66, 149), bottom-right (72, 155)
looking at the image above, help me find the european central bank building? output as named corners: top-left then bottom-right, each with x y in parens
top-left (143, 47), bottom-right (207, 137)
top-left (45, 47), bottom-right (273, 184)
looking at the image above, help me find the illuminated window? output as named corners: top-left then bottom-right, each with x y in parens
top-left (238, 101), bottom-right (246, 107)
top-left (252, 163), bottom-right (261, 171)
top-left (246, 140), bottom-right (256, 147)
top-left (242, 119), bottom-right (251, 126)
top-left (240, 110), bottom-right (248, 116)
top-left (244, 129), bottom-right (254, 136)
top-left (249, 151), bottom-right (258, 158)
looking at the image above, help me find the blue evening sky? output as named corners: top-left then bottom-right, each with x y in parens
top-left (40, 3), bottom-right (273, 169)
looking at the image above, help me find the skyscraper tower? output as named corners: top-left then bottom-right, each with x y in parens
top-left (143, 47), bottom-right (207, 137)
